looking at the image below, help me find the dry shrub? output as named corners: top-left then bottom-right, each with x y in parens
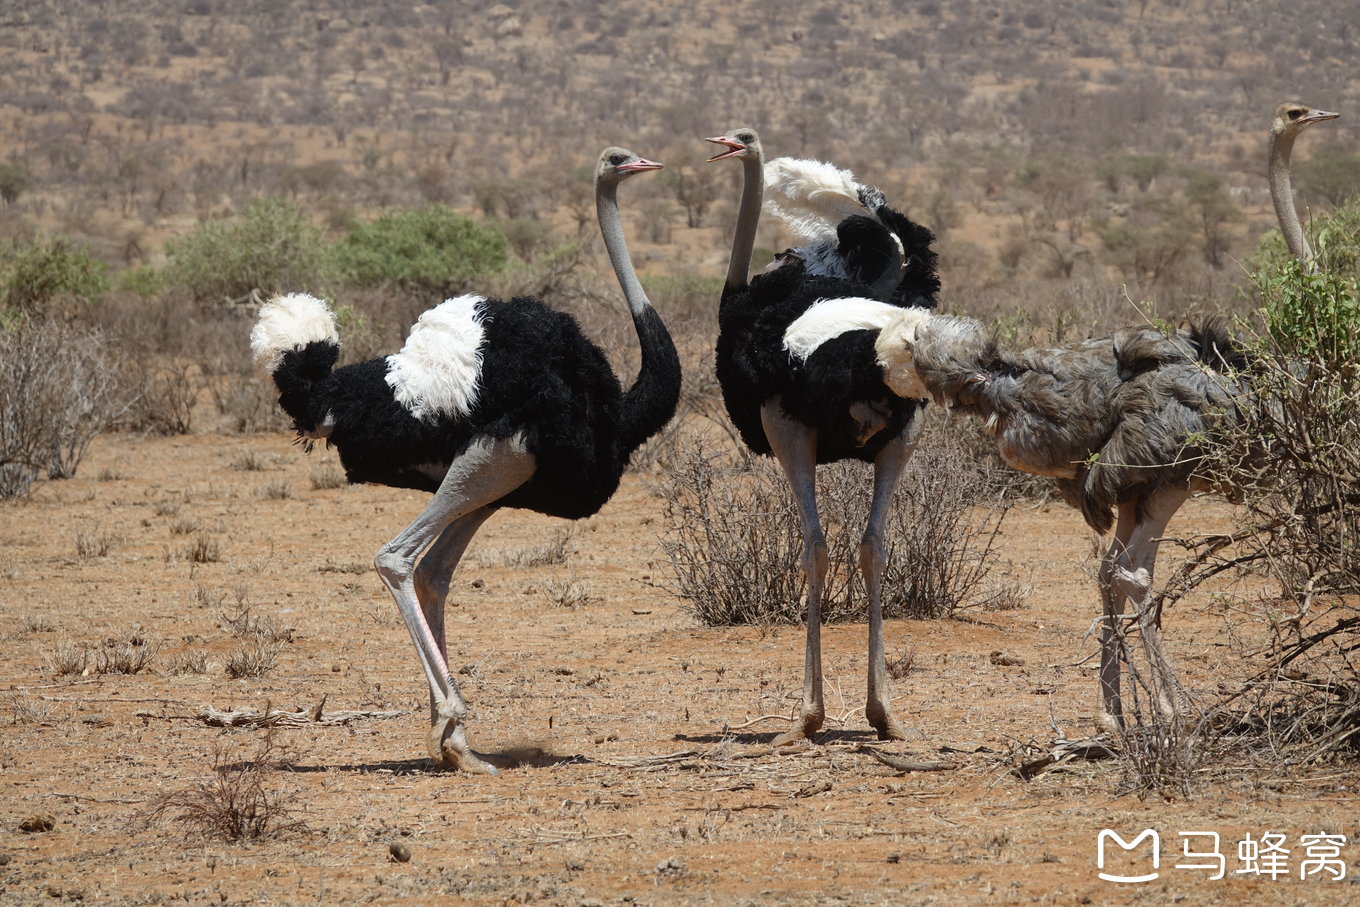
top-left (224, 640), bottom-right (283, 678)
top-left (0, 316), bottom-right (134, 497)
top-left (309, 465), bottom-right (345, 490)
top-left (543, 575), bottom-right (597, 609)
top-left (41, 639), bottom-right (89, 676)
top-left (139, 731), bottom-right (304, 842)
top-left (657, 432), bottom-right (1014, 626)
top-left (217, 595), bottom-right (294, 644)
top-left (1154, 241), bottom-right (1360, 771)
top-left (92, 635), bottom-right (158, 675)
top-left (121, 359), bottom-right (205, 436)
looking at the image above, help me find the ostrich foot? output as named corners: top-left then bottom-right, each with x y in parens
top-left (865, 702), bottom-right (907, 741)
top-left (771, 709), bottom-right (824, 747)
top-left (1096, 710), bottom-right (1124, 736)
top-left (429, 711), bottom-right (499, 775)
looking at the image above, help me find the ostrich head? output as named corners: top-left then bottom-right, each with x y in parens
top-left (595, 147), bottom-right (663, 188)
top-left (1271, 102), bottom-right (1339, 140)
top-left (704, 127), bottom-right (762, 163)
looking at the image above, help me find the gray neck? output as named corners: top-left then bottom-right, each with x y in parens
top-left (727, 154), bottom-right (763, 291)
top-left (1269, 130), bottom-right (1316, 271)
top-left (596, 180), bottom-right (649, 316)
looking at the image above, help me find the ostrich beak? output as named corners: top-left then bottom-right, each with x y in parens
top-left (619, 158), bottom-right (663, 173)
top-left (704, 136), bottom-right (746, 162)
top-left (1304, 109), bottom-right (1341, 125)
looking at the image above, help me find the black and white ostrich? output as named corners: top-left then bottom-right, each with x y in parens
top-left (249, 148), bottom-right (681, 774)
top-left (872, 312), bottom-right (1247, 727)
top-left (705, 127), bottom-right (940, 744)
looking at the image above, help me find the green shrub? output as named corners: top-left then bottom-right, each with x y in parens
top-left (161, 197), bottom-right (331, 306)
top-left (1172, 195), bottom-right (1360, 765)
top-left (0, 235), bottom-right (109, 316)
top-left (330, 205), bottom-right (507, 296)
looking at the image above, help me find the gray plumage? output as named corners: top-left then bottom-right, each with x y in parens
top-left (876, 312), bottom-right (1246, 729)
top-left (898, 315), bottom-right (1241, 533)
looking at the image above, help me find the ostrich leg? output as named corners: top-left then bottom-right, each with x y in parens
top-left (1097, 503), bottom-right (1138, 732)
top-left (862, 432), bottom-right (918, 740)
top-left (762, 402), bottom-right (828, 745)
top-left (1118, 488), bottom-right (1189, 721)
top-left (1097, 489), bottom-right (1189, 730)
top-left (373, 437), bottom-right (536, 773)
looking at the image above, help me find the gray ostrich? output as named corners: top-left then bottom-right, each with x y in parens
top-left (1269, 101), bottom-right (1339, 272)
top-left (869, 312), bottom-right (1245, 727)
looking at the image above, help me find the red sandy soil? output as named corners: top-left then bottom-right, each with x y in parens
top-left (1, 433), bottom-right (1354, 905)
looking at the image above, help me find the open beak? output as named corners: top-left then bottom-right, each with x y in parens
top-left (705, 136), bottom-right (746, 163)
top-left (618, 158), bottom-right (664, 173)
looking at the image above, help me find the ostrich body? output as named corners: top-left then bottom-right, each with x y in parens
top-left (250, 148), bottom-right (680, 773)
top-left (706, 127), bottom-right (939, 744)
top-left (1269, 101), bottom-right (1339, 271)
top-left (874, 313), bottom-right (1246, 726)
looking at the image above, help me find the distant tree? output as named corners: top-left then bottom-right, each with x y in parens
top-left (1096, 199), bottom-right (1194, 286)
top-left (0, 235), bottom-right (109, 316)
top-left (161, 198), bottom-right (331, 306)
top-left (330, 205), bottom-right (508, 296)
top-left (0, 158), bottom-right (29, 206)
top-left (1297, 148), bottom-right (1360, 208)
top-left (1099, 153), bottom-right (1169, 193)
top-left (660, 167), bottom-right (717, 229)
top-left (1183, 169), bottom-right (1242, 268)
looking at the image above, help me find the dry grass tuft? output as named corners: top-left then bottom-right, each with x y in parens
top-left (224, 640), bottom-right (283, 679)
top-left (139, 731), bottom-right (305, 842)
top-left (73, 524), bottom-right (119, 559)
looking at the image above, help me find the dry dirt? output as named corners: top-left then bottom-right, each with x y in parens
top-left (1, 432), bottom-right (1355, 905)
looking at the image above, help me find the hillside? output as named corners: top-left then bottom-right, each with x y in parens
top-left (0, 0), bottom-right (1357, 309)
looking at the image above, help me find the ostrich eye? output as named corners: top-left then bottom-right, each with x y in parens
top-left (1288, 109), bottom-right (1303, 120)
top-left (609, 153), bottom-right (626, 166)
top-left (738, 132), bottom-right (753, 143)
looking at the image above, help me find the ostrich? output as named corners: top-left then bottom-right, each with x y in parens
top-left (871, 311), bottom-right (1246, 727)
top-left (249, 148), bottom-right (681, 774)
top-left (705, 127), bottom-right (940, 744)
top-left (1269, 101), bottom-right (1339, 271)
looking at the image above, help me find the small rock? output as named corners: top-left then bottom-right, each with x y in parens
top-left (0, 852), bottom-right (12, 865)
top-left (388, 842), bottom-right (411, 863)
top-left (989, 650), bottom-right (1025, 666)
top-left (654, 857), bottom-right (684, 876)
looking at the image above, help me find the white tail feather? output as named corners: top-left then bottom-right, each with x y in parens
top-left (250, 293), bottom-right (340, 374)
top-left (783, 297), bottom-right (909, 362)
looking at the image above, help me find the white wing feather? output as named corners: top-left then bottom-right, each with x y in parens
top-left (762, 157), bottom-right (868, 242)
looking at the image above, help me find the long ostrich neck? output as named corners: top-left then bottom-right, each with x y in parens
top-left (596, 179), bottom-right (649, 317)
top-left (1269, 130), bottom-right (1316, 269)
top-left (596, 176), bottom-right (682, 455)
top-left (726, 153), bottom-right (764, 292)
top-left (913, 318), bottom-right (1003, 412)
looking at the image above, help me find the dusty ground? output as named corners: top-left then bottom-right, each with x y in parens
top-left (1, 432), bottom-right (1355, 905)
